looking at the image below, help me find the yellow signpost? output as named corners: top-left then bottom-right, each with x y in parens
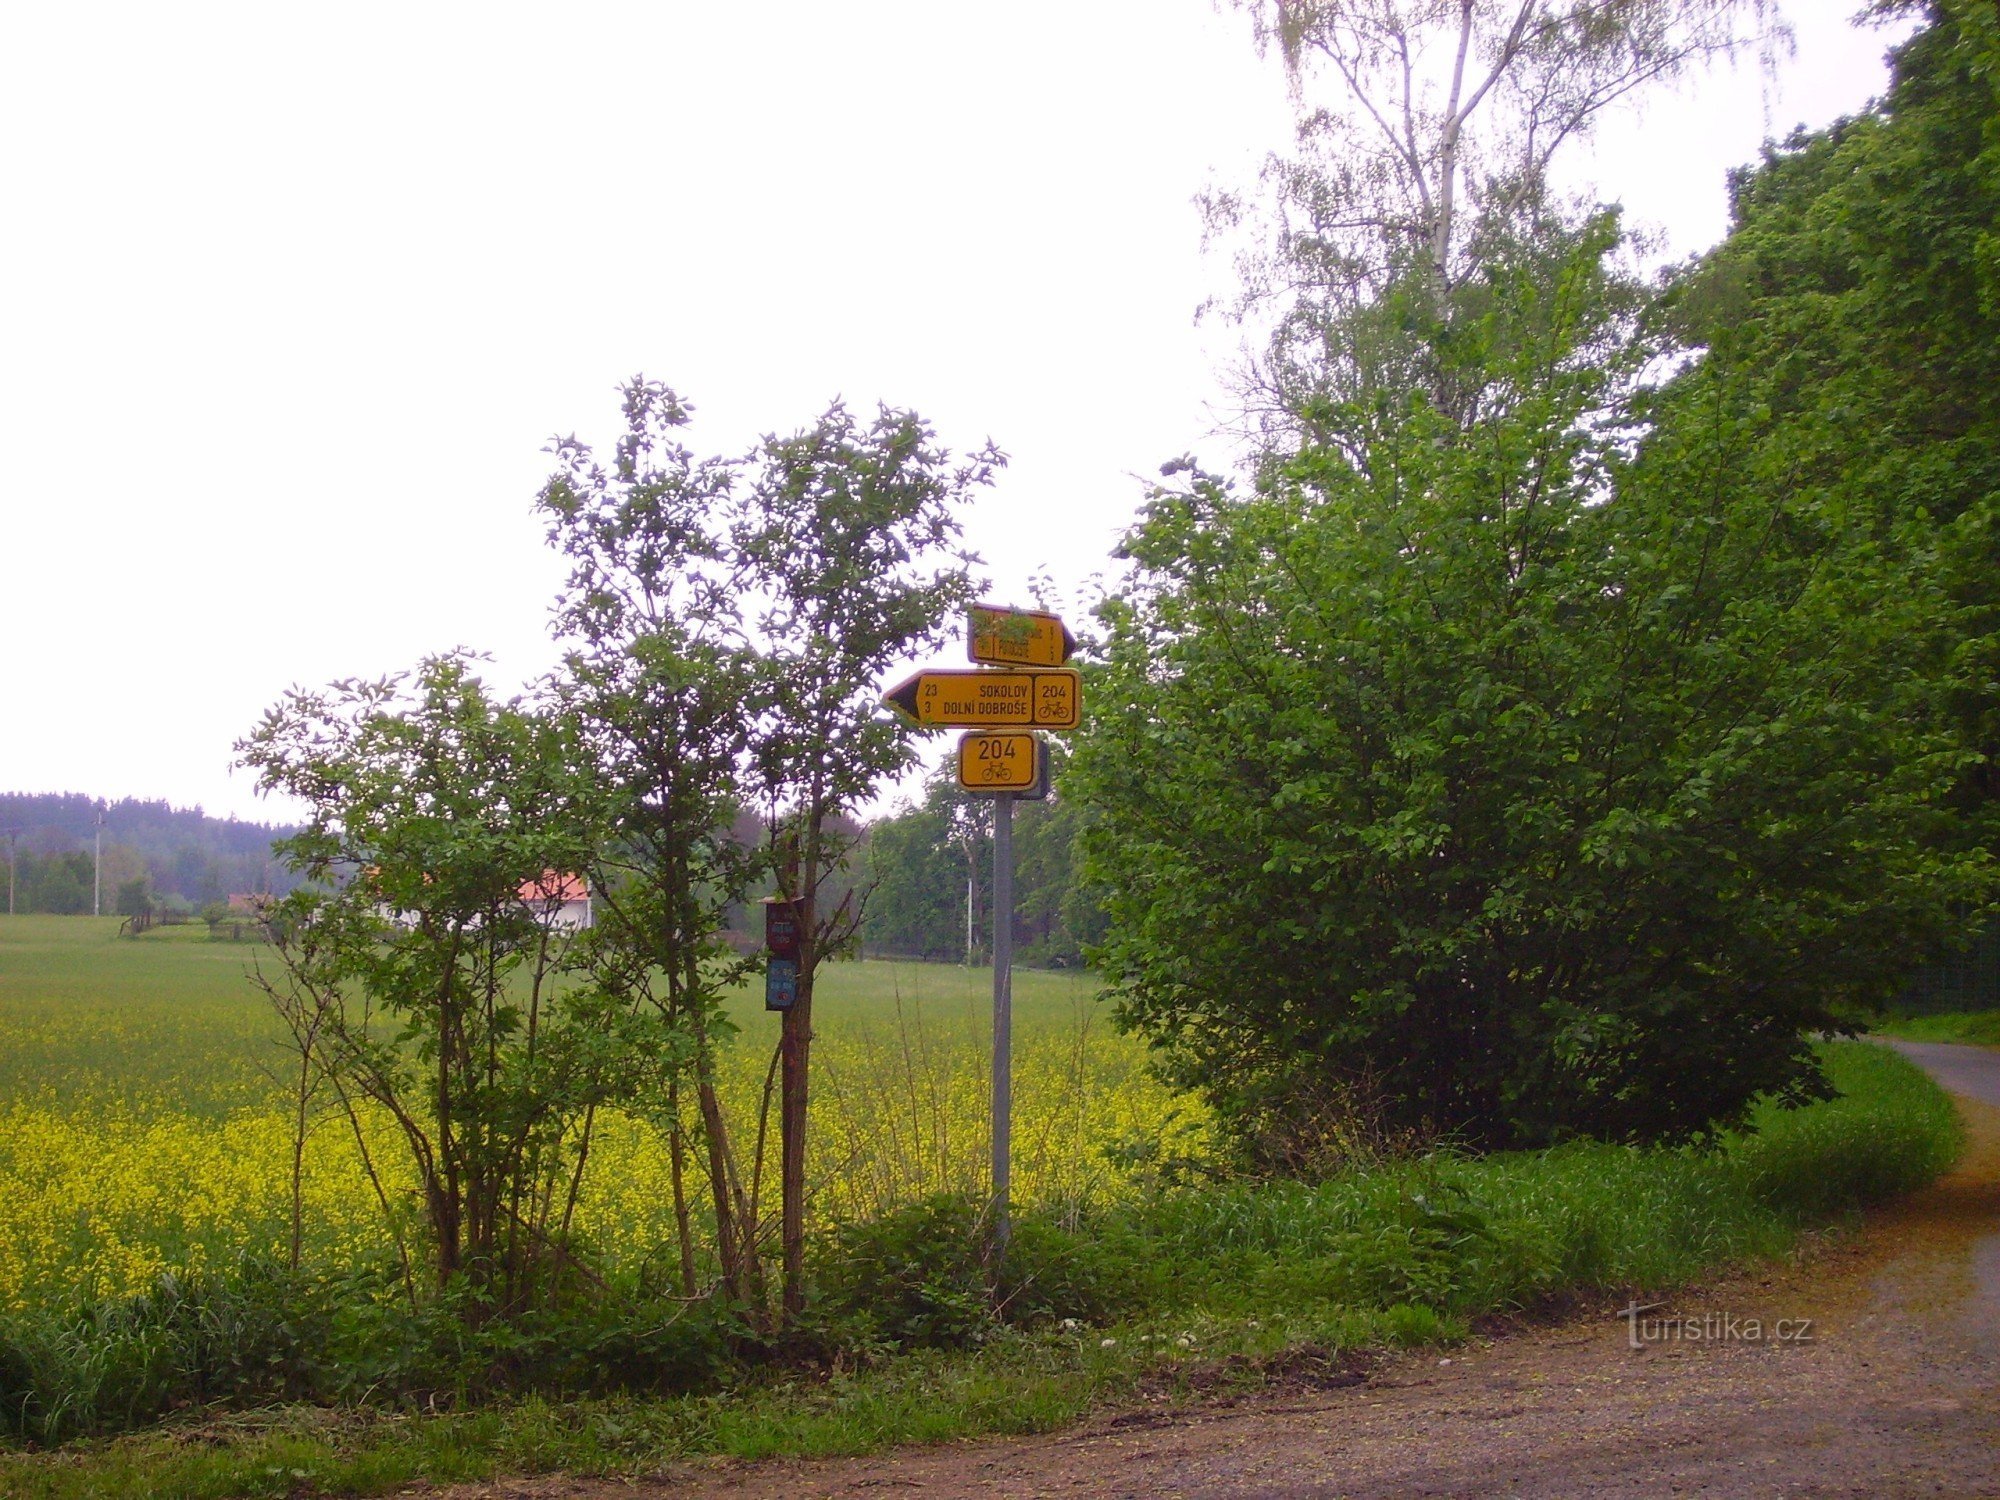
top-left (882, 667), bottom-right (1081, 730)
top-left (967, 604), bottom-right (1077, 668)
top-left (879, 603), bottom-right (1082, 1260)
top-left (957, 730), bottom-right (1042, 793)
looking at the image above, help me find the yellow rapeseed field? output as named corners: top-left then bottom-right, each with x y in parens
top-left (0, 918), bottom-right (1206, 1310)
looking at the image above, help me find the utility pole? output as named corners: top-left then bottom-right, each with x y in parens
top-left (93, 806), bottom-right (105, 918)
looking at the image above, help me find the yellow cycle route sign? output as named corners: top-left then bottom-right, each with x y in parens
top-left (957, 730), bottom-right (1042, 793)
top-left (967, 604), bottom-right (1077, 668)
top-left (882, 667), bottom-right (1081, 730)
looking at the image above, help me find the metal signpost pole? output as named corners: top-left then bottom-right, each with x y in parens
top-left (991, 790), bottom-right (1014, 1253)
top-left (885, 604), bottom-right (1077, 1263)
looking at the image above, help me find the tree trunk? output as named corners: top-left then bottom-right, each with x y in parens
top-left (667, 1080), bottom-right (698, 1298)
top-left (778, 907), bottom-right (814, 1320)
top-left (695, 1063), bottom-right (747, 1306)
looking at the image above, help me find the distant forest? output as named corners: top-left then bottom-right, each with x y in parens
top-left (0, 793), bottom-right (299, 916)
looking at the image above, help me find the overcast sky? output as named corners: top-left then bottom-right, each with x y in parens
top-left (1, 1), bottom-right (1916, 824)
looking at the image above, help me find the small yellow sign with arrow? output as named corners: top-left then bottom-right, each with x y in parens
top-left (967, 604), bottom-right (1077, 668)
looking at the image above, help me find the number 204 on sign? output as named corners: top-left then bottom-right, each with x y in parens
top-left (957, 730), bottom-right (1042, 793)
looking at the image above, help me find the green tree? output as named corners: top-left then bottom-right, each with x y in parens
top-left (1665, 0), bottom-right (2000, 841)
top-left (29, 851), bottom-right (91, 915)
top-left (1012, 784), bottom-right (1104, 969)
top-left (736, 400), bottom-right (997, 1318)
top-left (863, 749), bottom-right (1101, 970)
top-left (864, 792), bottom-right (972, 961)
top-left (239, 655), bottom-right (648, 1307)
top-left (538, 381), bottom-right (999, 1326)
top-left (1072, 214), bottom-right (1989, 1157)
top-left (538, 379), bottom-right (769, 1311)
top-left (113, 876), bottom-right (151, 919)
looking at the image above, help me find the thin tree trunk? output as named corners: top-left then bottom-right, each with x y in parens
top-left (667, 1079), bottom-right (698, 1298)
top-left (288, 1064), bottom-right (309, 1273)
top-left (779, 845), bottom-right (819, 1321)
top-left (694, 1059), bottom-right (747, 1304)
top-left (778, 974), bottom-right (812, 1319)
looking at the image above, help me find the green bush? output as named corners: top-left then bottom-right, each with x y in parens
top-left (812, 1195), bottom-right (995, 1352)
top-left (994, 1213), bottom-right (1154, 1328)
top-left (0, 1257), bottom-right (334, 1446)
top-left (324, 1277), bottom-right (743, 1407)
top-left (811, 1194), bottom-right (1159, 1352)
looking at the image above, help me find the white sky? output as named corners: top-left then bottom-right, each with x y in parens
top-left (0, 1), bottom-right (1916, 824)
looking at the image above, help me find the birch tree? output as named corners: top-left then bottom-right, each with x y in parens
top-left (1216, 0), bottom-right (1780, 434)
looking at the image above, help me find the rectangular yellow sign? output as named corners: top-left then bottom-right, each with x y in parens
top-left (967, 604), bottom-right (1076, 668)
top-left (884, 668), bottom-right (1081, 729)
top-left (957, 731), bottom-right (1041, 792)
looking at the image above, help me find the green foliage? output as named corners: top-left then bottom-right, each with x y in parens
top-left (537, 378), bottom-right (1002, 1324)
top-left (1668, 0), bottom-right (2000, 843)
top-left (811, 1193), bottom-right (1150, 1352)
top-left (813, 1195), bottom-right (996, 1352)
top-left (7, 852), bottom-right (92, 917)
top-left (737, 399), bottom-right (997, 838)
top-left (237, 657), bottom-right (661, 1306)
top-left (863, 791), bottom-right (972, 961)
top-left (0, 1257), bottom-right (336, 1446)
top-left (540, 381), bottom-right (772, 1312)
top-left (734, 394), bottom-right (999, 1318)
top-left (0, 1259), bottom-right (744, 1449)
top-left (862, 757), bottom-right (1103, 968)
top-left (1073, 211), bottom-right (1992, 1151)
top-left (112, 879), bottom-right (150, 920)
top-left (319, 1275), bottom-right (743, 1409)
top-left (1118, 1044), bottom-right (1958, 1322)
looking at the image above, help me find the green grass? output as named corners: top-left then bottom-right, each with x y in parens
top-left (0, 1035), bottom-right (1963, 1497)
top-left (1868, 1009), bottom-right (2000, 1047)
top-left (0, 915), bottom-right (1106, 1119)
top-left (0, 917), bottom-right (281, 1115)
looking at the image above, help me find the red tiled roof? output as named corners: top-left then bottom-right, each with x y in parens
top-left (519, 871), bottom-right (589, 904)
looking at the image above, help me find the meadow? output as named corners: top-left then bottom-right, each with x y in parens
top-left (0, 916), bottom-right (1194, 1313)
top-left (0, 914), bottom-right (1971, 1496)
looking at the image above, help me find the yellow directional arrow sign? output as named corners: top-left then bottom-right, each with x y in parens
top-left (967, 604), bottom-right (1077, 668)
top-left (883, 668), bottom-right (1081, 730)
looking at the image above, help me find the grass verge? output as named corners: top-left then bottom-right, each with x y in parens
top-left (1868, 1010), bottom-right (2000, 1047)
top-left (0, 1041), bottom-right (1963, 1500)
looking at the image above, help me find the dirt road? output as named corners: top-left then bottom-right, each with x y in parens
top-left (450, 1044), bottom-right (2000, 1499)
